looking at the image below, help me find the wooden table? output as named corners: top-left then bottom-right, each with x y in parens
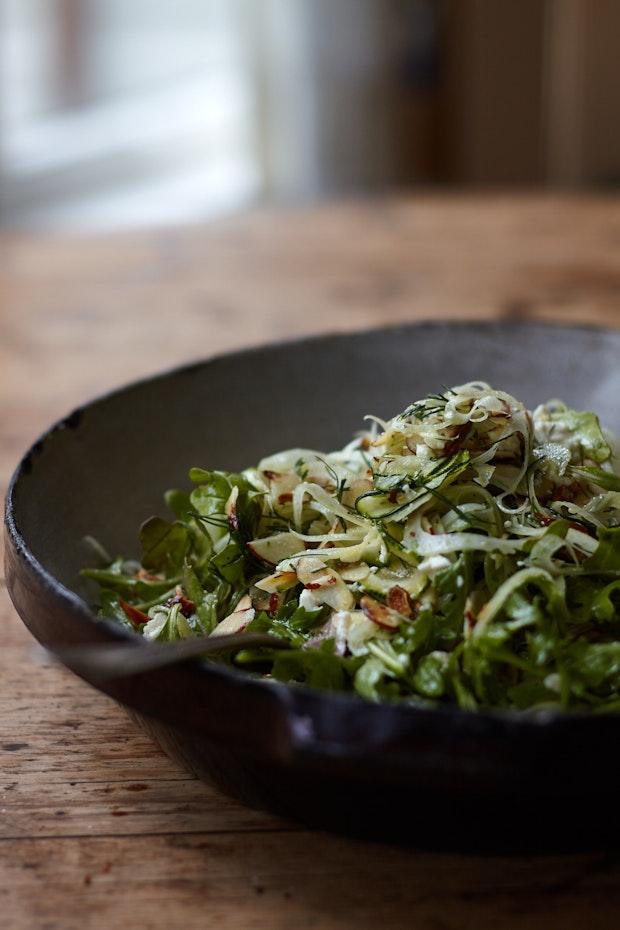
top-left (3, 194), bottom-right (620, 929)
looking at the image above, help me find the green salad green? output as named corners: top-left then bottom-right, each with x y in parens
top-left (83, 381), bottom-right (620, 711)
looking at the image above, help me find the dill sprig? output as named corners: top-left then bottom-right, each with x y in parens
top-left (189, 509), bottom-right (229, 530)
top-left (402, 390), bottom-right (451, 422)
top-left (419, 482), bottom-right (490, 529)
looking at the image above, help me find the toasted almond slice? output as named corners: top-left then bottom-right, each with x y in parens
top-left (294, 556), bottom-right (328, 585)
top-left (210, 595), bottom-right (255, 636)
top-left (386, 585), bottom-right (413, 618)
top-left (225, 485), bottom-right (240, 532)
top-left (360, 595), bottom-right (402, 630)
top-left (210, 611), bottom-right (254, 636)
top-left (254, 570), bottom-right (299, 593)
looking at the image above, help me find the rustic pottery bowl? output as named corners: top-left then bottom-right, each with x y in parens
top-left (6, 322), bottom-right (620, 851)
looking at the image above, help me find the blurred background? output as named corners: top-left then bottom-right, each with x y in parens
top-left (2, 0), bottom-right (620, 233)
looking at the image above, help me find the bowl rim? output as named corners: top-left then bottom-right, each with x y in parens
top-left (5, 318), bottom-right (620, 731)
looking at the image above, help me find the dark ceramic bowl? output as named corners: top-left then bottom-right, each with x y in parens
top-left (6, 322), bottom-right (620, 851)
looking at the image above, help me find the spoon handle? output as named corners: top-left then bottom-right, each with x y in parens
top-left (54, 632), bottom-right (287, 681)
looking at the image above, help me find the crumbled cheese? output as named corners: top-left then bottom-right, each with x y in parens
top-left (299, 588), bottom-right (319, 611)
top-left (418, 555), bottom-right (451, 576)
top-left (544, 673), bottom-right (561, 694)
top-left (330, 609), bottom-right (380, 656)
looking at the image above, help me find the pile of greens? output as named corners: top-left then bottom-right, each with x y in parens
top-left (83, 381), bottom-right (620, 712)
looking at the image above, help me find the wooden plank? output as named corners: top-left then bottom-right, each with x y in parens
top-left (1, 772), bottom-right (289, 841)
top-left (0, 595), bottom-right (287, 840)
top-left (2, 831), bottom-right (620, 930)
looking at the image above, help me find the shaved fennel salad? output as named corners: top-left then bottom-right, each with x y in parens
top-left (83, 381), bottom-right (620, 712)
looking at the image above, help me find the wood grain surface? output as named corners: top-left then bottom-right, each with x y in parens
top-left (3, 194), bottom-right (620, 929)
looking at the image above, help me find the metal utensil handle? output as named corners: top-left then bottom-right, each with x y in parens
top-left (55, 631), bottom-right (287, 680)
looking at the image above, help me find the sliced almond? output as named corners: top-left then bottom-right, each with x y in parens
top-left (386, 585), bottom-right (413, 618)
top-left (294, 556), bottom-right (328, 585)
top-left (225, 485), bottom-right (240, 532)
top-left (210, 594), bottom-right (255, 636)
top-left (254, 570), bottom-right (299, 593)
top-left (294, 556), bottom-right (354, 610)
top-left (211, 609), bottom-right (254, 637)
top-left (360, 595), bottom-right (402, 630)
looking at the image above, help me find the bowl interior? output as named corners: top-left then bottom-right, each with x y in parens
top-left (10, 321), bottom-right (620, 604)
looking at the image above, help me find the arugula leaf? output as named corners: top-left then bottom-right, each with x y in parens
top-left (507, 680), bottom-right (559, 709)
top-left (98, 589), bottom-right (135, 630)
top-left (566, 642), bottom-right (620, 694)
top-left (211, 539), bottom-right (245, 583)
top-left (584, 527), bottom-right (620, 573)
top-left (433, 552), bottom-right (473, 645)
top-left (189, 469), bottom-right (263, 586)
top-left (81, 566), bottom-right (175, 599)
top-left (565, 576), bottom-right (602, 624)
top-left (592, 580), bottom-right (620, 623)
top-left (393, 607), bottom-right (434, 656)
top-left (354, 654), bottom-right (405, 702)
top-left (247, 602), bottom-right (325, 645)
top-left (164, 488), bottom-right (193, 520)
top-left (182, 565), bottom-right (221, 633)
top-left (354, 656), bottom-right (389, 701)
top-left (189, 473), bottom-right (232, 537)
top-left (570, 466), bottom-right (620, 492)
top-left (139, 516), bottom-right (188, 573)
top-left (412, 652), bottom-right (448, 698)
top-left (547, 406), bottom-right (611, 463)
top-left (271, 641), bottom-right (355, 690)
top-left (447, 646), bottom-right (478, 710)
